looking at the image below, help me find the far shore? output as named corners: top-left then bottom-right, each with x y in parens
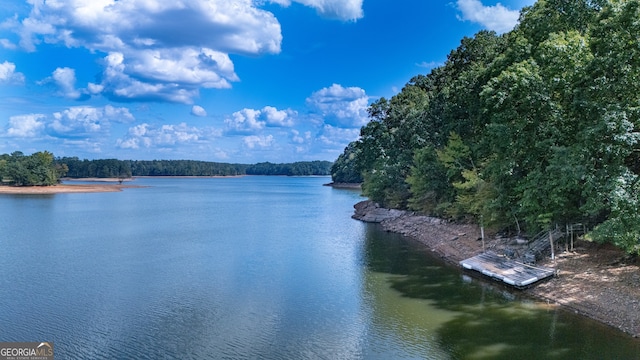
top-left (132, 175), bottom-right (246, 179)
top-left (1, 175), bottom-right (316, 194)
top-left (62, 175), bottom-right (246, 182)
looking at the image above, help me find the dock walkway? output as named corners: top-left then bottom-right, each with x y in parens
top-left (460, 251), bottom-right (556, 289)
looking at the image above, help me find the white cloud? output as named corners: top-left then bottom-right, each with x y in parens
top-left (225, 108), bottom-right (265, 133)
top-left (125, 48), bottom-right (238, 87)
top-left (86, 82), bottom-right (104, 95)
top-left (6, 114), bottom-right (46, 137)
top-left (4, 105), bottom-right (134, 142)
top-left (243, 134), bottom-right (275, 149)
top-left (306, 84), bottom-right (370, 128)
top-left (0, 39), bottom-right (17, 50)
top-left (5, 0), bottom-right (366, 103)
top-left (103, 105), bottom-right (135, 123)
top-left (0, 61), bottom-right (25, 84)
top-left (225, 106), bottom-right (295, 133)
top-left (50, 105), bottom-right (134, 136)
top-left (100, 51), bottom-right (202, 103)
top-left (16, 1), bottom-right (283, 55)
top-left (273, 0), bottom-right (364, 21)
top-left (116, 122), bottom-right (220, 149)
top-left (51, 67), bottom-right (81, 99)
top-left (116, 136), bottom-right (142, 150)
top-left (191, 105), bottom-right (207, 117)
top-left (15, 16), bottom-right (56, 51)
top-left (456, 0), bottom-right (521, 34)
top-left (7, 0), bottom-right (285, 103)
top-left (317, 124), bottom-right (360, 146)
top-left (262, 106), bottom-right (296, 127)
top-left (291, 129), bottom-right (311, 144)
top-left (52, 108), bottom-right (101, 134)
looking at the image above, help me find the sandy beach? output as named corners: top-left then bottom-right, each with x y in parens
top-left (0, 175), bottom-right (242, 193)
top-left (0, 183), bottom-right (141, 194)
top-left (353, 200), bottom-right (640, 338)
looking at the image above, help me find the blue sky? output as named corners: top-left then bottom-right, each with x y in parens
top-left (0, 0), bottom-right (535, 163)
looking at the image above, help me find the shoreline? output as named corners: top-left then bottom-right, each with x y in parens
top-left (131, 175), bottom-right (246, 179)
top-left (323, 182), bottom-right (362, 189)
top-left (0, 183), bottom-right (142, 194)
top-left (0, 175), bottom-right (318, 194)
top-left (62, 177), bottom-right (134, 182)
top-left (62, 175), bottom-right (246, 182)
top-left (352, 200), bottom-right (640, 338)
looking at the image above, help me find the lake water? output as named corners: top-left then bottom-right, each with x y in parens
top-left (0, 176), bottom-right (638, 359)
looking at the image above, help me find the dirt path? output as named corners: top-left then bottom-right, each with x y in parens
top-left (353, 200), bottom-right (640, 338)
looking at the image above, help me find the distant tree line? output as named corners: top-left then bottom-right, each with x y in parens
top-left (59, 158), bottom-right (135, 178)
top-left (331, 0), bottom-right (640, 255)
top-left (58, 157), bottom-right (245, 178)
top-left (0, 151), bottom-right (67, 186)
top-left (245, 161), bottom-right (333, 176)
top-left (1, 153), bottom-right (333, 184)
top-left (55, 157), bottom-right (332, 178)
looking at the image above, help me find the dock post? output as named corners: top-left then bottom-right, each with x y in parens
top-left (549, 230), bottom-right (555, 260)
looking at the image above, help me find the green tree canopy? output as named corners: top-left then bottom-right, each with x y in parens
top-left (0, 151), bottom-right (64, 186)
top-left (332, 0), bottom-right (640, 254)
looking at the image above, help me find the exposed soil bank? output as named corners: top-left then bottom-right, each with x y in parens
top-left (353, 200), bottom-right (640, 338)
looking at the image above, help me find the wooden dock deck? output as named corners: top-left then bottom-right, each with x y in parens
top-left (460, 252), bottom-right (556, 289)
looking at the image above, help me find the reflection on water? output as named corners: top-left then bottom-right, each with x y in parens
top-left (361, 224), bottom-right (640, 359)
top-left (0, 177), bottom-right (638, 359)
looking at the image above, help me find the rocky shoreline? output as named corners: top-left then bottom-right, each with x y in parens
top-left (352, 200), bottom-right (640, 338)
top-left (323, 182), bottom-right (362, 189)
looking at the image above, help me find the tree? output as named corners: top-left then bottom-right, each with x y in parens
top-left (331, 143), bottom-right (363, 183)
top-left (333, 0), bottom-right (640, 254)
top-left (576, 0), bottom-right (640, 252)
top-left (479, 58), bottom-right (553, 230)
top-left (406, 146), bottom-right (452, 215)
top-left (1, 151), bottom-right (61, 186)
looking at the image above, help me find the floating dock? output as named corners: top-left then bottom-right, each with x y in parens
top-left (460, 251), bottom-right (556, 289)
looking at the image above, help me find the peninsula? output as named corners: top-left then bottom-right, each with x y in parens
top-left (0, 183), bottom-right (135, 194)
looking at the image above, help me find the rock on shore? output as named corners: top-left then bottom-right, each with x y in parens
top-left (352, 200), bottom-right (405, 223)
top-left (352, 200), bottom-right (482, 262)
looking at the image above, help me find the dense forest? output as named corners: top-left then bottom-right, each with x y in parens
top-left (331, 0), bottom-right (640, 254)
top-left (2, 154), bottom-right (332, 182)
top-left (0, 151), bottom-right (67, 186)
top-left (57, 158), bottom-right (332, 177)
top-left (58, 157), bottom-right (245, 178)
